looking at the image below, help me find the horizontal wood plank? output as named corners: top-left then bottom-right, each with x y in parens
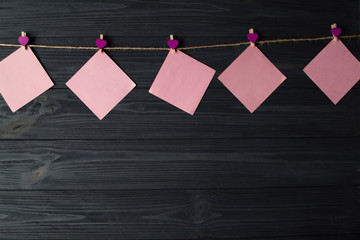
top-left (0, 188), bottom-right (359, 239)
top-left (0, 0), bottom-right (357, 38)
top-left (0, 138), bottom-right (358, 190)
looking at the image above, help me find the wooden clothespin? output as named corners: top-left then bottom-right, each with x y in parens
top-left (167, 34), bottom-right (179, 53)
top-left (96, 34), bottom-right (107, 53)
top-left (21, 31), bottom-right (26, 50)
top-left (247, 28), bottom-right (259, 47)
top-left (170, 34), bottom-right (175, 52)
top-left (99, 34), bottom-right (104, 52)
top-left (249, 28), bottom-right (255, 47)
top-left (331, 23), bottom-right (339, 41)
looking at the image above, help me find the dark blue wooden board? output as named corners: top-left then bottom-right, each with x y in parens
top-left (0, 0), bottom-right (359, 239)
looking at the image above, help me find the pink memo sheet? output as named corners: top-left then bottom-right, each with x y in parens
top-left (149, 50), bottom-right (216, 115)
top-left (218, 46), bottom-right (286, 113)
top-left (66, 51), bottom-right (136, 120)
top-left (304, 39), bottom-right (360, 104)
top-left (0, 47), bottom-right (54, 112)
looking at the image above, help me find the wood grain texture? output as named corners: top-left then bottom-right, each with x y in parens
top-left (0, 188), bottom-right (359, 239)
top-left (0, 0), bottom-right (359, 239)
top-left (0, 139), bottom-right (359, 190)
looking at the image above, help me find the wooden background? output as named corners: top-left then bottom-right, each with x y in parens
top-left (0, 0), bottom-right (359, 239)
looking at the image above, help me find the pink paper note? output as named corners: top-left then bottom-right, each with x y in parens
top-left (66, 51), bottom-right (136, 120)
top-left (218, 46), bottom-right (286, 113)
top-left (303, 39), bottom-right (360, 104)
top-left (149, 50), bottom-right (216, 115)
top-left (0, 47), bottom-right (54, 112)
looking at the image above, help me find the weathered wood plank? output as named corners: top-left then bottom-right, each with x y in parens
top-left (0, 1), bottom-right (358, 239)
top-left (0, 188), bottom-right (359, 239)
top-left (0, 138), bottom-right (358, 190)
top-left (0, 88), bottom-right (359, 139)
top-left (0, 0), bottom-right (357, 38)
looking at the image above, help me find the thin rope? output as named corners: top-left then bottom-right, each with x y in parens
top-left (0, 35), bottom-right (359, 51)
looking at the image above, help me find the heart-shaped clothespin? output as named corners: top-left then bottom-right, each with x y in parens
top-left (168, 34), bottom-right (178, 52)
top-left (96, 34), bottom-right (107, 52)
top-left (331, 23), bottom-right (341, 41)
top-left (18, 31), bottom-right (29, 50)
top-left (247, 28), bottom-right (258, 47)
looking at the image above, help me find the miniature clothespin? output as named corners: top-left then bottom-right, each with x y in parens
top-left (168, 34), bottom-right (179, 53)
top-left (18, 31), bottom-right (29, 50)
top-left (247, 28), bottom-right (258, 47)
top-left (96, 34), bottom-right (107, 52)
top-left (331, 23), bottom-right (341, 41)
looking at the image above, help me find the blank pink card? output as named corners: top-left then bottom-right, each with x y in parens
top-left (66, 51), bottom-right (136, 120)
top-left (218, 46), bottom-right (286, 113)
top-left (303, 39), bottom-right (360, 104)
top-left (149, 50), bottom-right (216, 115)
top-left (0, 47), bottom-right (54, 112)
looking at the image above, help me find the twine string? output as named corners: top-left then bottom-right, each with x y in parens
top-left (0, 35), bottom-right (359, 51)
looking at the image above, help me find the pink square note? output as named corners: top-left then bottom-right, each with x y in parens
top-left (149, 50), bottom-right (216, 115)
top-left (303, 40), bottom-right (360, 104)
top-left (66, 51), bottom-right (136, 120)
top-left (0, 47), bottom-right (54, 112)
top-left (218, 46), bottom-right (286, 113)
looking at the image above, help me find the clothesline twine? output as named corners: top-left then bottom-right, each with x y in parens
top-left (0, 35), bottom-right (359, 51)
